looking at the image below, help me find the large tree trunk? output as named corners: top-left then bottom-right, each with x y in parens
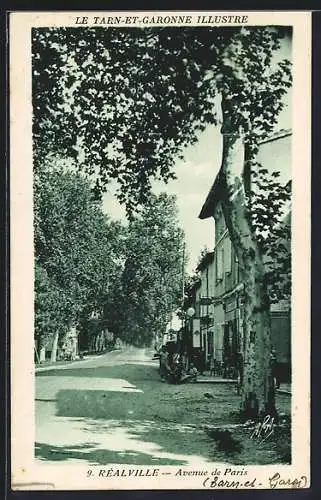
top-left (219, 106), bottom-right (275, 419)
top-left (38, 335), bottom-right (46, 363)
top-left (39, 345), bottom-right (46, 363)
top-left (50, 332), bottom-right (59, 363)
top-left (70, 325), bottom-right (78, 360)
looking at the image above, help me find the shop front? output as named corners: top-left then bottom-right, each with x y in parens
top-left (213, 302), bottom-right (224, 363)
top-left (223, 295), bottom-right (242, 377)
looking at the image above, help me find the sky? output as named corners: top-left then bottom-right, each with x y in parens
top-left (102, 125), bottom-right (222, 274)
top-left (102, 35), bottom-right (292, 275)
top-left (102, 106), bottom-right (290, 275)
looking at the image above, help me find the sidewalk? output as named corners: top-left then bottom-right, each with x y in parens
top-left (35, 355), bottom-right (99, 373)
top-left (196, 375), bottom-right (291, 394)
top-left (35, 353), bottom-right (291, 467)
top-left (196, 376), bottom-right (237, 384)
top-left (35, 349), bottom-right (122, 373)
top-left (277, 383), bottom-right (291, 395)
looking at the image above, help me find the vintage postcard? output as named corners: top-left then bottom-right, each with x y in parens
top-left (10, 10), bottom-right (311, 491)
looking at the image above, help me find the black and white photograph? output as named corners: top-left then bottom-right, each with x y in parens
top-left (10, 11), bottom-right (310, 491)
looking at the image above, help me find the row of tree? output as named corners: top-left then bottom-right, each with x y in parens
top-left (34, 161), bottom-right (185, 361)
top-left (33, 25), bottom-right (292, 417)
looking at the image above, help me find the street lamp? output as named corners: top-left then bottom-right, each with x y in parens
top-left (187, 307), bottom-right (196, 318)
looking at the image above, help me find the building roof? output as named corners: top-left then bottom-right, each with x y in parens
top-left (196, 251), bottom-right (215, 272)
top-left (198, 129), bottom-right (292, 220)
top-left (198, 168), bottom-right (227, 220)
top-left (257, 128), bottom-right (292, 145)
top-left (190, 279), bottom-right (202, 292)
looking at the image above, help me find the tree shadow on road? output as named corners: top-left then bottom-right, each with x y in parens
top-left (36, 362), bottom-right (291, 465)
top-left (35, 442), bottom-right (184, 465)
top-left (35, 387), bottom-right (291, 465)
top-left (54, 386), bottom-right (238, 426)
top-left (36, 363), bottom-right (160, 383)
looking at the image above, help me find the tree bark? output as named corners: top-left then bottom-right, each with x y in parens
top-left (50, 332), bottom-right (59, 363)
top-left (38, 334), bottom-right (49, 363)
top-left (34, 342), bottom-right (40, 364)
top-left (39, 345), bottom-right (46, 363)
top-left (219, 105), bottom-right (275, 419)
top-left (70, 325), bottom-right (78, 360)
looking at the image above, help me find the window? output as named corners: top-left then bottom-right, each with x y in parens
top-left (216, 247), bottom-right (224, 281)
top-left (214, 207), bottom-right (226, 241)
top-left (225, 238), bottom-right (232, 273)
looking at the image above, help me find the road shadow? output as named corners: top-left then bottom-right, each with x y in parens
top-left (35, 442), bottom-right (184, 465)
top-left (36, 363), bottom-right (160, 383)
top-left (36, 361), bottom-right (291, 465)
top-left (54, 386), bottom-right (242, 425)
top-left (35, 387), bottom-right (291, 465)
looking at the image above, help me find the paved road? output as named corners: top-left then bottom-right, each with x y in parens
top-left (35, 347), bottom-right (291, 466)
top-left (35, 347), bottom-right (211, 466)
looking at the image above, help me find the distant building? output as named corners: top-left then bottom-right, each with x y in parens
top-left (183, 277), bottom-right (200, 357)
top-left (196, 252), bottom-right (215, 362)
top-left (197, 129), bottom-right (291, 381)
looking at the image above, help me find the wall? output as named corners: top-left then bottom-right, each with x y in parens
top-left (256, 131), bottom-right (291, 186)
top-left (209, 137), bottom-right (291, 374)
top-left (213, 303), bottom-right (224, 362)
top-left (199, 258), bottom-right (215, 359)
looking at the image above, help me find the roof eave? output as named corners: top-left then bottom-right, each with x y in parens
top-left (198, 169), bottom-right (226, 220)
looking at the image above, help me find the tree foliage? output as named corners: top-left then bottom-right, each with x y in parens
top-left (34, 162), bottom-right (185, 350)
top-left (248, 166), bottom-right (291, 303)
top-left (32, 26), bottom-right (291, 215)
top-left (183, 272), bottom-right (201, 310)
top-left (35, 263), bottom-right (65, 346)
top-left (33, 24), bottom-right (292, 401)
top-left (34, 161), bottom-right (123, 345)
top-left (109, 193), bottom-right (185, 347)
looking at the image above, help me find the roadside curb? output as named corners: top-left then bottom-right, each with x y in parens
top-left (196, 378), bottom-right (291, 395)
top-left (35, 349), bottom-right (120, 373)
top-left (276, 388), bottom-right (291, 395)
top-left (196, 378), bottom-right (237, 384)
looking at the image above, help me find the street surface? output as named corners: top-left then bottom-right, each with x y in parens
top-left (36, 347), bottom-right (291, 466)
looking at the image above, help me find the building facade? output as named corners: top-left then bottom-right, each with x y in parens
top-left (193, 129), bottom-right (291, 380)
top-left (197, 252), bottom-right (215, 362)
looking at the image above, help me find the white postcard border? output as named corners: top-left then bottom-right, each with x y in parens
top-left (10, 10), bottom-right (311, 491)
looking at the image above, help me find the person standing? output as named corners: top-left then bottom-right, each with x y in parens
top-left (271, 348), bottom-right (280, 389)
top-left (159, 346), bottom-right (169, 382)
top-left (209, 354), bottom-right (215, 377)
top-left (236, 351), bottom-right (244, 394)
top-left (199, 349), bottom-right (206, 375)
